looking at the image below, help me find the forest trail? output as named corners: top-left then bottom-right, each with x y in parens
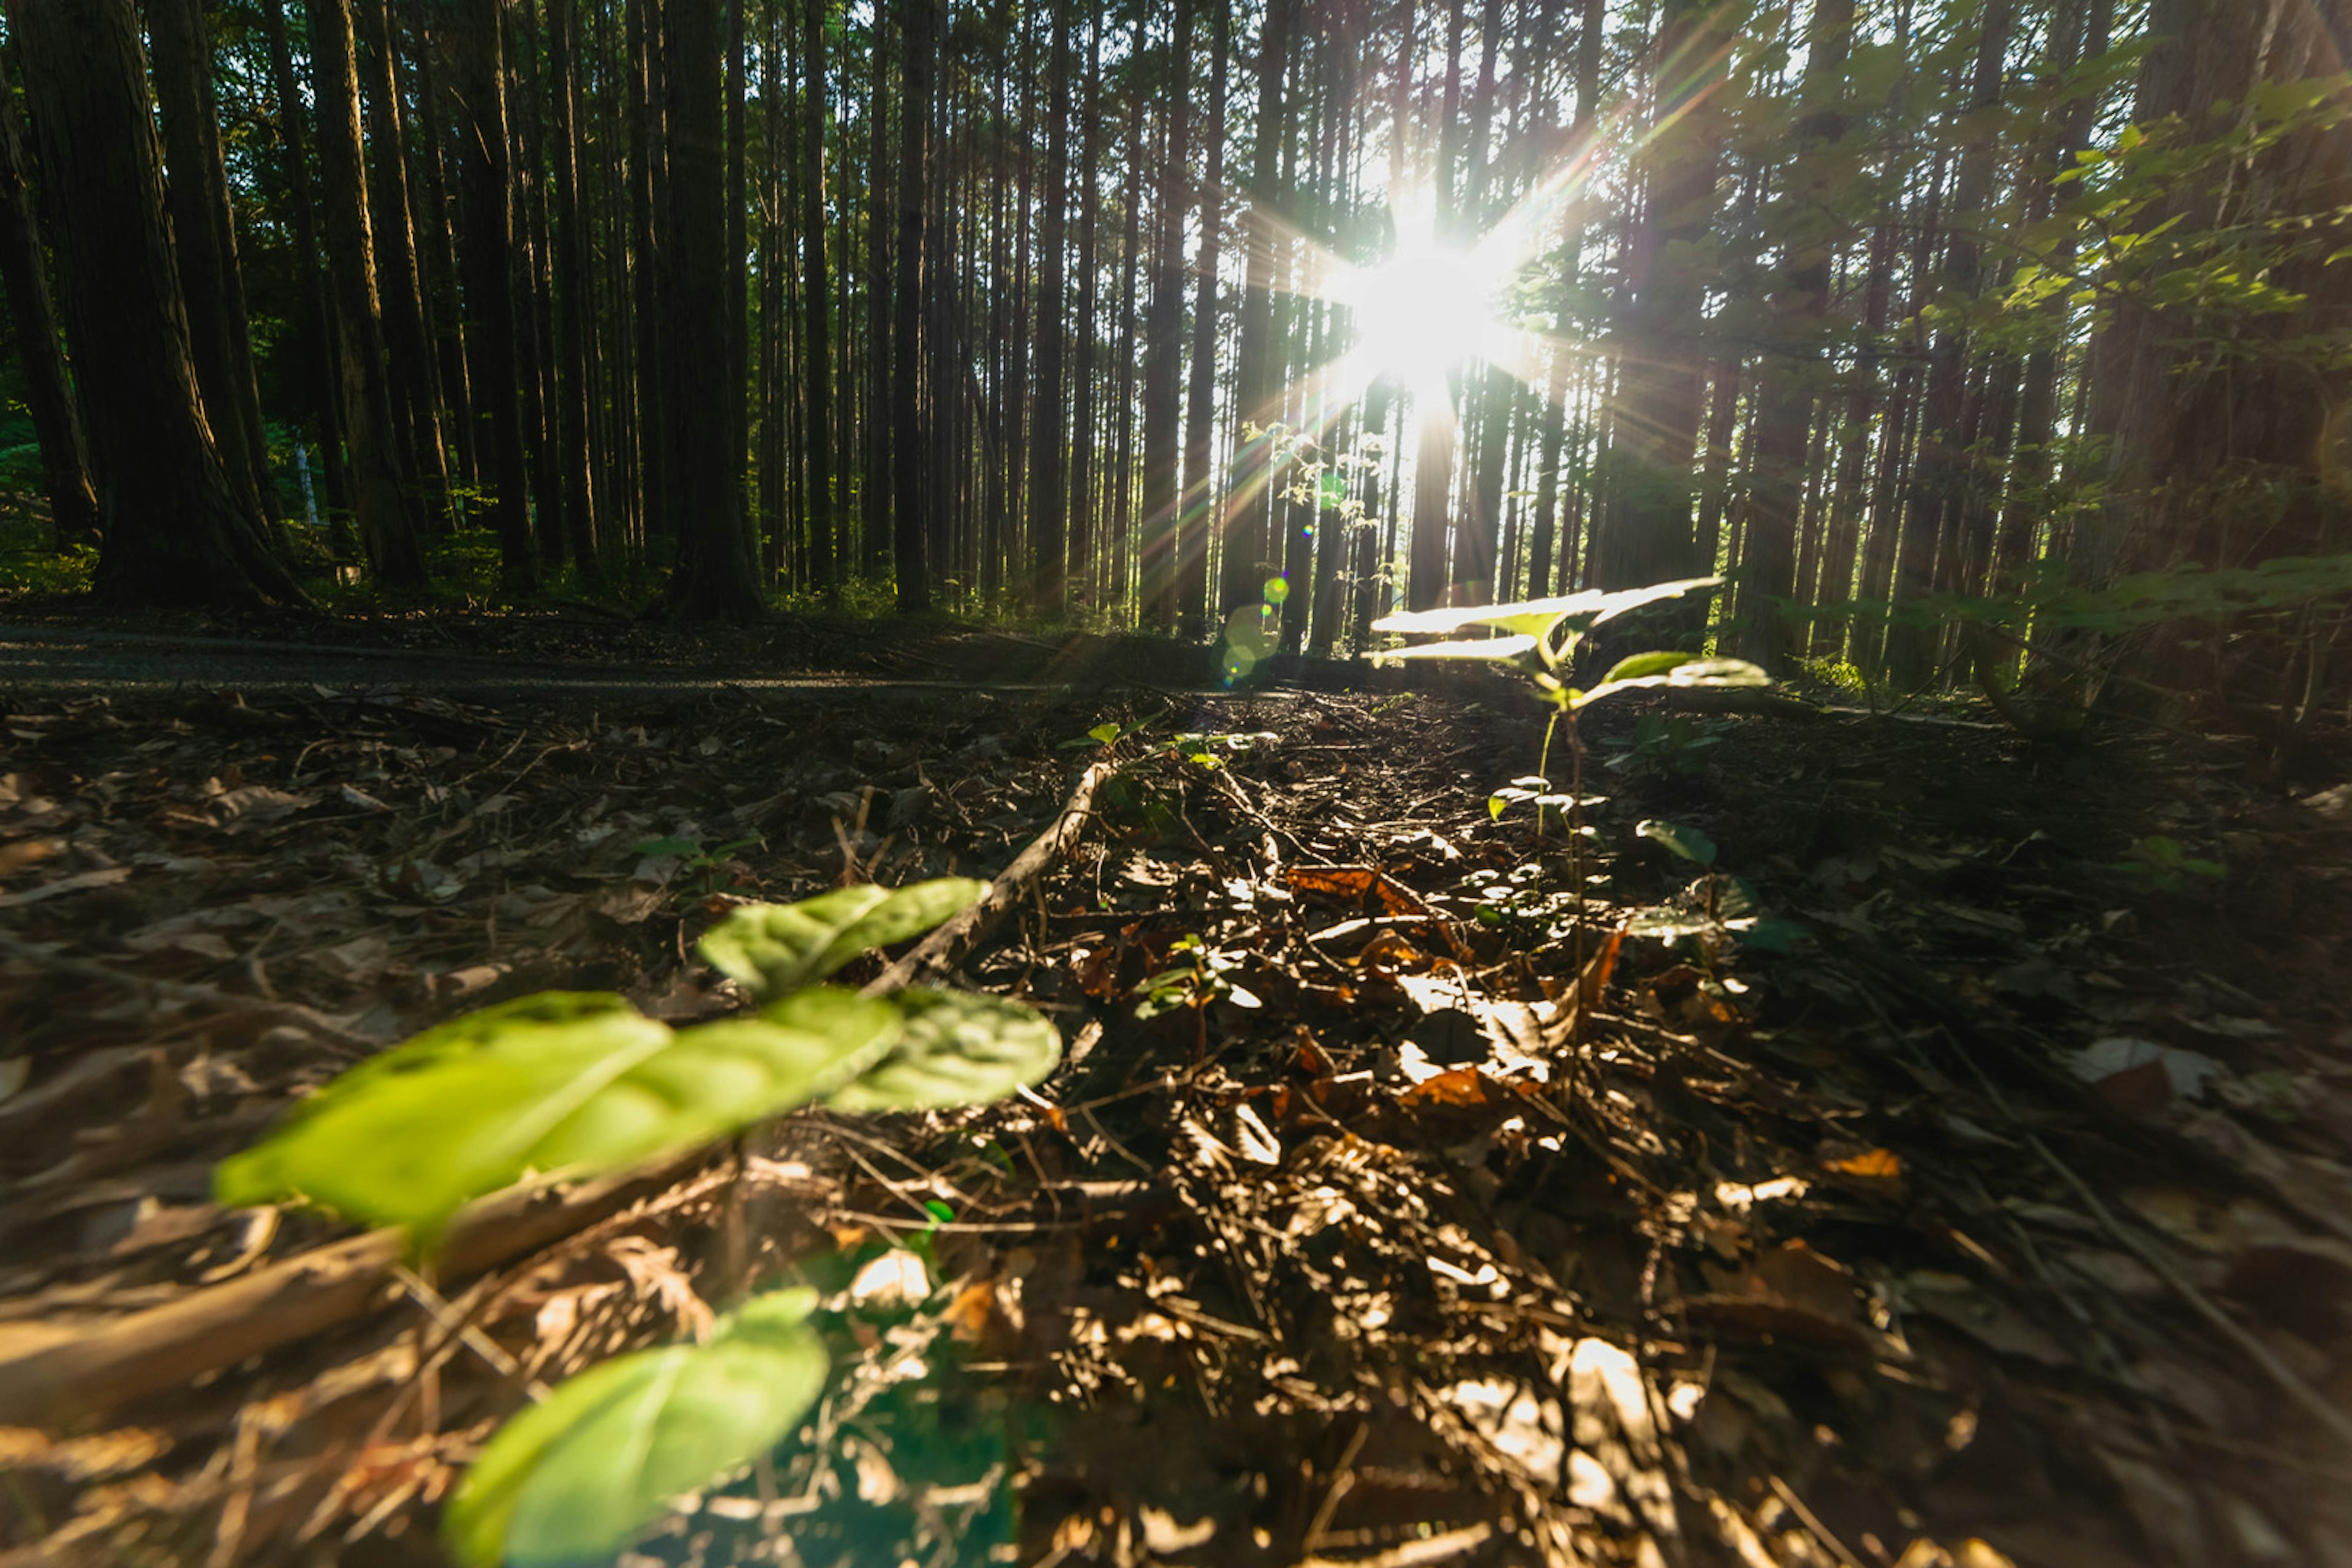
top-left (2, 650), bottom-right (2350, 1568)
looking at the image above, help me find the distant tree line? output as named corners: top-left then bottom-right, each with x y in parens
top-left (0, 0), bottom-right (2344, 702)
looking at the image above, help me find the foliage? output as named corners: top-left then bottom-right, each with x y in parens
top-left (443, 1289), bottom-right (830, 1568)
top-left (214, 875), bottom-right (1063, 1567)
top-left (2113, 834), bottom-right (2226, 894)
top-left (0, 509), bottom-right (96, 596)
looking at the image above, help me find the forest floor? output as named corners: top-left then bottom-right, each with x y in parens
top-left (2, 610), bottom-right (2351, 1568)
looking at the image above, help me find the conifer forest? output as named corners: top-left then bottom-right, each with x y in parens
top-left (3, 1), bottom-right (2352, 1566)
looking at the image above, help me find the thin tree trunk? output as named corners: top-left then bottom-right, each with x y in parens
top-left (306, 0), bottom-right (429, 586)
top-left (1219, 0), bottom-right (1291, 621)
top-left (1028, 0), bottom-right (1075, 612)
top-left (354, 0), bottom-right (449, 516)
top-left (451, 0), bottom-right (538, 590)
top-left (258, 0), bottom-right (354, 521)
top-left (1137, 0), bottom-right (1191, 630)
top-left (1176, 0), bottom-right (1230, 638)
top-left (548, 0), bottom-right (601, 570)
top-left (1068, 15), bottom-right (1102, 613)
top-left (800, 0), bottom-right (834, 587)
top-left (891, 0), bottom-right (936, 611)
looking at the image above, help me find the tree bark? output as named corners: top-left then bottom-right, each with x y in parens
top-left (1219, 0), bottom-right (1291, 622)
top-left (0, 44), bottom-right (99, 543)
top-left (1177, 0), bottom-right (1231, 638)
top-left (7, 0), bottom-right (305, 608)
top-left (650, 0), bottom-right (763, 617)
top-left (548, 0), bottom-right (601, 571)
top-left (1137, 0), bottom-right (1192, 631)
top-left (353, 0), bottom-right (450, 514)
top-left (306, 0), bottom-right (430, 586)
top-left (1732, 0), bottom-right (1853, 669)
top-left (891, 0), bottom-right (936, 612)
top-left (1028, 0), bottom-right (1075, 614)
top-left (451, 0), bottom-right (539, 591)
top-left (144, 0), bottom-right (281, 529)
top-left (801, 0), bottom-right (834, 587)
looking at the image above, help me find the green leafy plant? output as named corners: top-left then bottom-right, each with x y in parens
top-left (2113, 833), bottom-right (2226, 894)
top-left (214, 876), bottom-right (1061, 1567)
top-left (1607, 712), bottom-right (1730, 777)
top-left (443, 1289), bottom-right (830, 1568)
top-left (1371, 579), bottom-right (1768, 983)
top-left (1136, 933), bottom-right (1260, 1061)
top-left (633, 834), bottom-right (764, 897)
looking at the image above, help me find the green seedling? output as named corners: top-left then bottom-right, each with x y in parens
top-left (2113, 833), bottom-right (2226, 894)
top-left (215, 876), bottom-right (1061, 1568)
top-left (634, 833), bottom-right (764, 897)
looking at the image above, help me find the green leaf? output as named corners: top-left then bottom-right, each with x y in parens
top-left (1369, 578), bottom-right (1719, 643)
top-left (1635, 820), bottom-right (1719, 867)
top-left (1597, 650), bottom-right (1698, 685)
top-left (1572, 656), bottom-right (1770, 710)
top-left (216, 989), bottom-right (899, 1238)
top-left (698, 878), bottom-right (988, 1000)
top-left (1370, 633), bottom-right (1539, 663)
top-left (443, 1288), bottom-right (829, 1568)
top-left (829, 987), bottom-right (1062, 1113)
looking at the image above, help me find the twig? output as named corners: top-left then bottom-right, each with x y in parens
top-left (0, 1145), bottom-right (717, 1428)
top-left (862, 761), bottom-right (1112, 995)
top-left (0, 933), bottom-right (378, 1049)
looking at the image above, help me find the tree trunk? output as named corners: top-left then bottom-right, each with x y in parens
top-left (891, 0), bottom-right (936, 612)
top-left (1886, 0), bottom-right (2013, 688)
top-left (1068, 15), bottom-right (1102, 612)
top-left (1176, 0), bottom-right (1230, 638)
top-left (1593, 0), bottom-right (1730, 627)
top-left (0, 45), bottom-right (99, 543)
top-left (353, 0), bottom-right (450, 514)
top-left (1137, 0), bottom-right (1192, 631)
top-left (7, 0), bottom-right (304, 608)
top-left (257, 0), bottom-right (354, 523)
top-left (548, 0), bottom-right (601, 571)
top-left (1732, 0), bottom-right (1853, 669)
top-left (144, 0), bottom-right (281, 528)
top-left (305, 0), bottom-right (429, 586)
top-left (1028, 0), bottom-right (1074, 614)
top-left (801, 0), bottom-right (834, 587)
top-left (1409, 379), bottom-right (1457, 609)
top-left (650, 0), bottom-right (763, 617)
top-left (1219, 0), bottom-right (1291, 622)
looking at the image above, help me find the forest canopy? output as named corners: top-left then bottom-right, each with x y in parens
top-left (1, 0), bottom-right (2348, 708)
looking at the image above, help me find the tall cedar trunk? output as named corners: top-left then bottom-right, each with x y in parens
top-left (801, 0), bottom-right (834, 586)
top-left (862, 3), bottom-right (891, 574)
top-left (8, 0), bottom-right (303, 607)
top-left (257, 0), bottom-right (354, 519)
top-left (1529, 0), bottom-right (1604, 597)
top-left (1594, 0), bottom-right (1729, 639)
top-left (1886, 0), bottom-right (2013, 688)
top-left (145, 0), bottom-right (279, 526)
top-left (409, 22), bottom-right (478, 494)
top-left (1068, 16), bottom-right (1102, 610)
top-left (549, 0), bottom-right (601, 570)
top-left (304, 0), bottom-right (429, 585)
top-left (628, 0), bottom-right (665, 552)
top-left (891, 0), bottom-right (935, 611)
top-left (2001, 0), bottom-right (2111, 577)
top-left (1408, 378), bottom-right (1457, 610)
top-left (354, 0), bottom-right (448, 511)
top-left (1220, 0), bottom-right (1290, 620)
top-left (1137, 0), bottom-right (1191, 630)
top-left (1734, 0), bottom-right (1854, 669)
top-left (1028, 0), bottom-right (1074, 612)
top-left (1109, 50), bottom-right (1144, 617)
top-left (1177, 0), bottom-right (1230, 636)
top-left (512, 1), bottom-right (567, 568)
top-left (0, 47), bottom-right (99, 543)
top-left (1811, 210), bottom-right (1898, 655)
top-left (451, 0), bottom-right (538, 590)
top-left (654, 0), bottom-right (763, 616)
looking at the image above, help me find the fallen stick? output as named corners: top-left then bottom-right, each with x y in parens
top-left (862, 760), bottom-right (1112, 995)
top-left (0, 1146), bottom-right (715, 1430)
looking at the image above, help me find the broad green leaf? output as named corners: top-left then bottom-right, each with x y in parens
top-left (698, 878), bottom-right (987, 1001)
top-left (1370, 578), bottom-right (1720, 642)
top-left (830, 987), bottom-right (1061, 1113)
top-left (1572, 655), bottom-right (1770, 710)
top-left (1635, 820), bottom-right (1719, 867)
top-left (1371, 633), bottom-right (1539, 663)
top-left (1597, 650), bottom-right (1699, 685)
top-left (444, 1288), bottom-right (829, 1568)
top-left (215, 988), bottom-right (899, 1237)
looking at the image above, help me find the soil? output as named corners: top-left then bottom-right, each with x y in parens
top-left (2, 610), bottom-right (2350, 1568)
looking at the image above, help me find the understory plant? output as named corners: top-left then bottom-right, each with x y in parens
top-left (1371, 578), bottom-right (1768, 972)
top-left (215, 877), bottom-right (1060, 1568)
